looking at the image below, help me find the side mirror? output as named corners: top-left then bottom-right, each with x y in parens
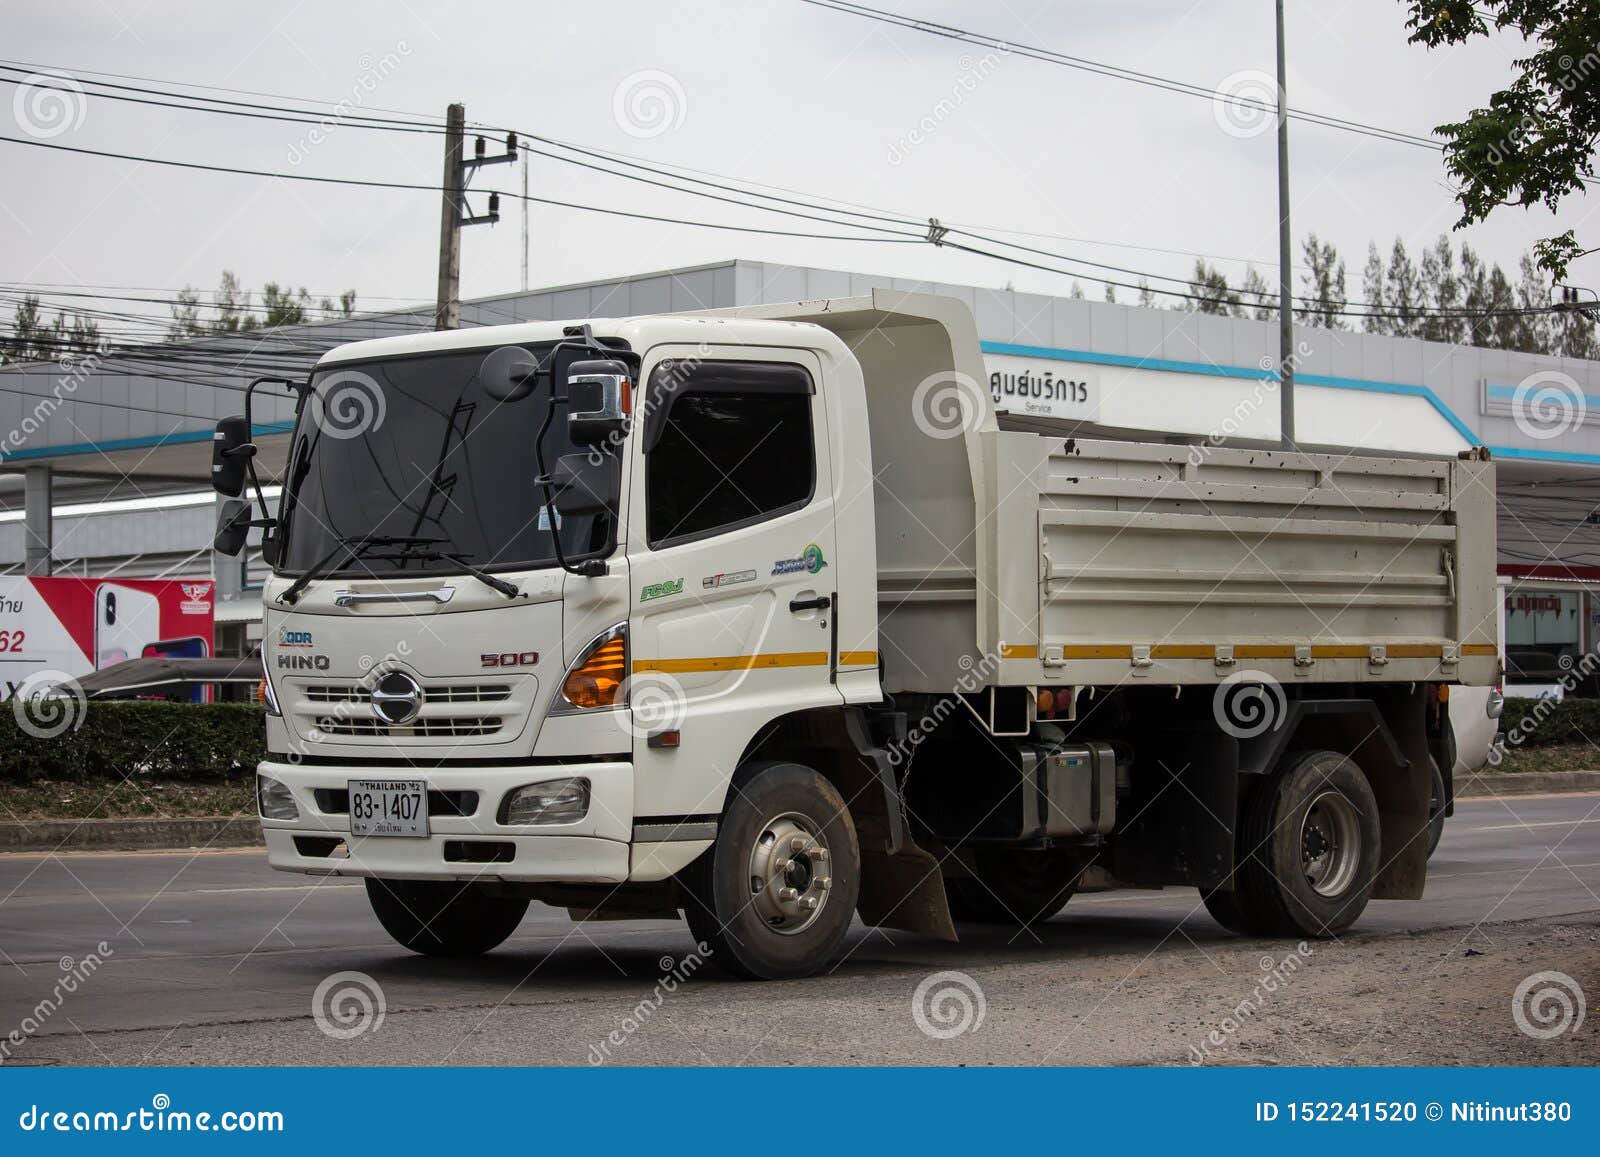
top-left (564, 359), bottom-right (630, 443)
top-left (211, 416), bottom-right (254, 496)
top-left (549, 451), bottom-right (620, 518)
top-left (214, 497), bottom-right (252, 556)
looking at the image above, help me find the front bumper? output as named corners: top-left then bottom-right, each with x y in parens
top-left (258, 759), bottom-right (633, 883)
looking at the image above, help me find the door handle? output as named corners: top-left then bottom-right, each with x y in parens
top-left (789, 595), bottom-right (831, 613)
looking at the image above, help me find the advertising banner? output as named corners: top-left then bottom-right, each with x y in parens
top-left (0, 577), bottom-right (214, 700)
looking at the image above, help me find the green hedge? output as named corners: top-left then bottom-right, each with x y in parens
top-left (1499, 696), bottom-right (1600, 749)
top-left (0, 701), bottom-right (266, 784)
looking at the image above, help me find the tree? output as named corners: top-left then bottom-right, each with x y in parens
top-left (1239, 266), bottom-right (1275, 321)
top-left (1403, 2), bottom-right (1600, 281)
top-left (1137, 278), bottom-right (1156, 308)
top-left (1419, 235), bottom-right (1466, 344)
top-left (260, 283), bottom-right (312, 328)
top-left (1297, 234), bottom-right (1348, 330)
top-left (1189, 259), bottom-right (1241, 315)
top-left (213, 270), bottom-right (254, 333)
top-left (1384, 239), bottom-right (1424, 337)
top-left (170, 287), bottom-right (204, 338)
top-left (1362, 243), bottom-right (1389, 335)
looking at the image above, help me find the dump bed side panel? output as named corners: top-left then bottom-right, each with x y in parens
top-left (982, 437), bottom-right (1497, 689)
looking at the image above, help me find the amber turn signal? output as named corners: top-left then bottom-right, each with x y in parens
top-left (561, 632), bottom-right (627, 710)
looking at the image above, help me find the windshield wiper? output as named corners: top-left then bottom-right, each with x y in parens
top-left (277, 534), bottom-right (446, 606)
top-left (364, 546), bottom-right (524, 600)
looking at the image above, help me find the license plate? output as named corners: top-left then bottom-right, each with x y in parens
top-left (348, 779), bottom-right (429, 838)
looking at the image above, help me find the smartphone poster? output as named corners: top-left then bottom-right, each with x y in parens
top-left (0, 577), bottom-right (214, 700)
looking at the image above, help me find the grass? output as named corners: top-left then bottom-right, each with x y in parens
top-left (1484, 740), bottom-right (1600, 775)
top-left (0, 779), bottom-right (256, 822)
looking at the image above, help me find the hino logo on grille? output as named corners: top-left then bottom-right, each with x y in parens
top-left (370, 671), bottom-right (423, 725)
top-left (277, 654), bottom-right (330, 670)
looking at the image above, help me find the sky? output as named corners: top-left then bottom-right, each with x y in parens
top-left (1, 0), bottom-right (1595, 326)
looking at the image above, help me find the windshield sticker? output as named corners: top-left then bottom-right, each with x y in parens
top-left (772, 544), bottom-right (828, 576)
top-left (640, 578), bottom-right (684, 602)
top-left (537, 506), bottom-right (563, 531)
top-left (702, 569), bottom-right (757, 590)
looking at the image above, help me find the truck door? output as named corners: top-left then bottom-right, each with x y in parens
top-left (626, 346), bottom-right (840, 822)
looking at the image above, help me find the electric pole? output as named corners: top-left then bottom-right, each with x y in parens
top-left (521, 147), bottom-right (530, 293)
top-left (435, 103), bottom-right (466, 331)
top-left (1276, 0), bottom-right (1296, 450)
top-left (433, 103), bottom-right (517, 330)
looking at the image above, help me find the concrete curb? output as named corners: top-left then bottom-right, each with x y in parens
top-left (1456, 769), bottom-right (1600, 798)
top-left (0, 816), bottom-right (263, 854)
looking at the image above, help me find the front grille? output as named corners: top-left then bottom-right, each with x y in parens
top-left (303, 682), bottom-right (512, 705)
top-left (315, 716), bottom-right (503, 738)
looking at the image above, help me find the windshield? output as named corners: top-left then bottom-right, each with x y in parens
top-left (277, 342), bottom-right (620, 576)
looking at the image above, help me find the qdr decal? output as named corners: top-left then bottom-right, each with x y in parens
top-left (278, 628), bottom-right (315, 648)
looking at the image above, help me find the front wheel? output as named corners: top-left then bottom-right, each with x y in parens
top-left (1209, 749), bottom-right (1381, 938)
top-left (366, 878), bottom-right (529, 956)
top-left (681, 761), bottom-right (861, 980)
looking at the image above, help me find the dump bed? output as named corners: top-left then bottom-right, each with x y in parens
top-left (981, 436), bottom-right (1499, 691)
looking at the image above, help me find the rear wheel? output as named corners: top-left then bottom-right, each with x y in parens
top-left (1206, 750), bottom-right (1381, 938)
top-left (945, 849), bottom-right (1080, 925)
top-left (1426, 756), bottom-right (1446, 859)
top-left (366, 878), bottom-right (529, 956)
top-left (681, 761), bottom-right (861, 980)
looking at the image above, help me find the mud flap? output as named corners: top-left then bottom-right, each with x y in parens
top-left (1113, 729), bottom-right (1237, 890)
top-left (857, 838), bottom-right (958, 942)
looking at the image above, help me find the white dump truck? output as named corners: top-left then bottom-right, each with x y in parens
top-left (213, 290), bottom-right (1498, 979)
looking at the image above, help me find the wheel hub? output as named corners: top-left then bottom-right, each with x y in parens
top-left (1300, 789), bottom-right (1362, 898)
top-left (748, 812), bottom-right (832, 935)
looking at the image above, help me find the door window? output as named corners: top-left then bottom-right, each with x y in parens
top-left (644, 361), bottom-right (815, 547)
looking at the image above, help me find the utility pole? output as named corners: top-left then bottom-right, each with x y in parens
top-left (434, 103), bottom-right (516, 330)
top-left (1275, 0), bottom-right (1296, 450)
top-left (435, 103), bottom-right (466, 331)
top-left (521, 147), bottom-right (530, 293)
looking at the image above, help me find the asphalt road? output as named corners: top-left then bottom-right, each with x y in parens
top-left (2, 793), bottom-right (1597, 1066)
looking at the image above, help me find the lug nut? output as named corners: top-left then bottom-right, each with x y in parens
top-left (810, 848), bottom-right (827, 862)
top-left (818, 876), bottom-right (832, 890)
top-left (802, 896), bottom-right (819, 910)
top-left (778, 887), bottom-right (799, 902)
top-left (789, 836), bottom-right (807, 852)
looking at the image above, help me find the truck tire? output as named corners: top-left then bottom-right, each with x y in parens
top-left (681, 761), bottom-right (860, 980)
top-left (366, 878), bottom-right (529, 956)
top-left (1426, 756), bottom-right (1446, 859)
top-left (1220, 749), bottom-right (1382, 938)
top-left (945, 849), bottom-right (1079, 925)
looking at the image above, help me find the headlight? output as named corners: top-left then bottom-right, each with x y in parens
top-left (257, 774), bottom-right (298, 820)
top-left (500, 778), bottom-right (590, 825)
